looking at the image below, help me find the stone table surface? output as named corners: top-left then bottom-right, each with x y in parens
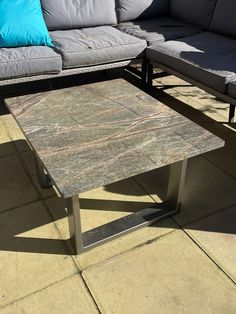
top-left (5, 79), bottom-right (224, 198)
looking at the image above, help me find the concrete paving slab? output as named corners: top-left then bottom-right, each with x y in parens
top-left (0, 116), bottom-right (15, 158)
top-left (45, 179), bottom-right (177, 270)
top-left (84, 230), bottom-right (236, 314)
top-left (0, 201), bottom-right (77, 307)
top-left (21, 151), bottom-right (57, 199)
top-left (0, 275), bottom-right (98, 314)
top-left (135, 156), bottom-right (236, 225)
top-left (1, 114), bottom-right (30, 152)
top-left (0, 155), bottom-right (38, 213)
top-left (156, 76), bottom-right (232, 122)
top-left (205, 137), bottom-right (236, 179)
top-left (185, 205), bottom-right (236, 282)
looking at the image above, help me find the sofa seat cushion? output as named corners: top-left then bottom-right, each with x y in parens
top-left (147, 32), bottom-right (236, 93)
top-left (116, 17), bottom-right (202, 46)
top-left (227, 81), bottom-right (236, 99)
top-left (0, 46), bottom-right (62, 80)
top-left (50, 26), bottom-right (147, 69)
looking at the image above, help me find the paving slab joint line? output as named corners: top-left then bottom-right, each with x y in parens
top-left (172, 86), bottom-right (219, 108)
top-left (18, 171), bottom-right (103, 313)
top-left (10, 150), bottom-right (78, 267)
top-left (43, 201), bottom-right (103, 314)
top-left (0, 151), bottom-right (17, 160)
top-left (6, 120), bottom-right (236, 304)
top-left (10, 149), bottom-right (39, 193)
top-left (42, 198), bottom-right (78, 261)
top-left (162, 82), bottom-right (223, 113)
top-left (41, 195), bottom-right (102, 314)
top-left (3, 127), bottom-right (29, 156)
top-left (15, 150), bottom-right (176, 277)
top-left (203, 155), bottom-right (236, 181)
top-left (156, 84), bottom-right (230, 126)
top-left (173, 203), bottom-right (236, 230)
top-left (43, 198), bottom-right (102, 314)
top-left (80, 228), bottom-right (178, 273)
top-left (133, 177), bottom-right (160, 204)
top-left (124, 227), bottom-right (178, 252)
top-left (77, 272), bottom-right (102, 314)
top-left (16, 149), bottom-right (57, 201)
top-left (0, 199), bottom-right (41, 216)
top-left (12, 149), bottom-right (53, 206)
top-left (182, 229), bottom-right (236, 286)
top-left (157, 82), bottom-right (204, 108)
top-left (160, 84), bottom-right (236, 139)
top-left (0, 273), bottom-right (78, 310)
top-left (12, 151), bottom-right (56, 210)
top-left (81, 273), bottom-right (103, 314)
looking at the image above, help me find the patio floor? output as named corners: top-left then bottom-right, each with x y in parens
top-left (0, 73), bottom-right (236, 313)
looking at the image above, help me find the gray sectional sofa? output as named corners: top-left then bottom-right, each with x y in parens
top-left (146, 0), bottom-right (236, 123)
top-left (0, 0), bottom-right (236, 123)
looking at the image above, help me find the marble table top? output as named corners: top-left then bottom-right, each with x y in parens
top-left (5, 79), bottom-right (224, 198)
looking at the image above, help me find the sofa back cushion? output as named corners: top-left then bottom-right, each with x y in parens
top-left (210, 0), bottom-right (236, 37)
top-left (116, 0), bottom-right (169, 23)
top-left (170, 0), bottom-right (217, 29)
top-left (40, 0), bottom-right (117, 31)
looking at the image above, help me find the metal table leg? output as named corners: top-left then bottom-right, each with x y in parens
top-left (66, 159), bottom-right (188, 255)
top-left (229, 104), bottom-right (235, 124)
top-left (66, 196), bottom-right (83, 254)
top-left (167, 159), bottom-right (187, 211)
top-left (34, 155), bottom-right (52, 188)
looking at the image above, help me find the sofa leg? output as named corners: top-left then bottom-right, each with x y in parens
top-left (48, 79), bottom-right (53, 91)
top-left (147, 62), bottom-right (154, 89)
top-left (141, 60), bottom-right (147, 86)
top-left (0, 98), bottom-right (5, 107)
top-left (102, 70), bottom-right (108, 77)
top-left (229, 104), bottom-right (235, 123)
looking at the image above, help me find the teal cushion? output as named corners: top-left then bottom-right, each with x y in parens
top-left (0, 0), bottom-right (53, 48)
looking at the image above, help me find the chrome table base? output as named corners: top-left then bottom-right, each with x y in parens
top-left (35, 156), bottom-right (187, 255)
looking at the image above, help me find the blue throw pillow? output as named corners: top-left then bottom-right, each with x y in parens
top-left (0, 0), bottom-right (53, 48)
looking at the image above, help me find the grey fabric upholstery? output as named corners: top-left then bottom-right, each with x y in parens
top-left (116, 0), bottom-right (169, 23)
top-left (147, 32), bottom-right (236, 93)
top-left (210, 0), bottom-right (236, 38)
top-left (227, 81), bottom-right (236, 99)
top-left (41, 0), bottom-right (117, 31)
top-left (0, 46), bottom-right (62, 80)
top-left (116, 17), bottom-right (201, 46)
top-left (170, 0), bottom-right (217, 29)
top-left (50, 26), bottom-right (146, 69)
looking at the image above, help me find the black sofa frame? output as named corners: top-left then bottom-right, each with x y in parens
top-left (147, 61), bottom-right (236, 124)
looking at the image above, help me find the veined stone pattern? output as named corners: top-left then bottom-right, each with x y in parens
top-left (6, 79), bottom-right (224, 198)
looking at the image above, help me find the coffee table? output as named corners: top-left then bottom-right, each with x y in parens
top-left (5, 79), bottom-right (224, 254)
